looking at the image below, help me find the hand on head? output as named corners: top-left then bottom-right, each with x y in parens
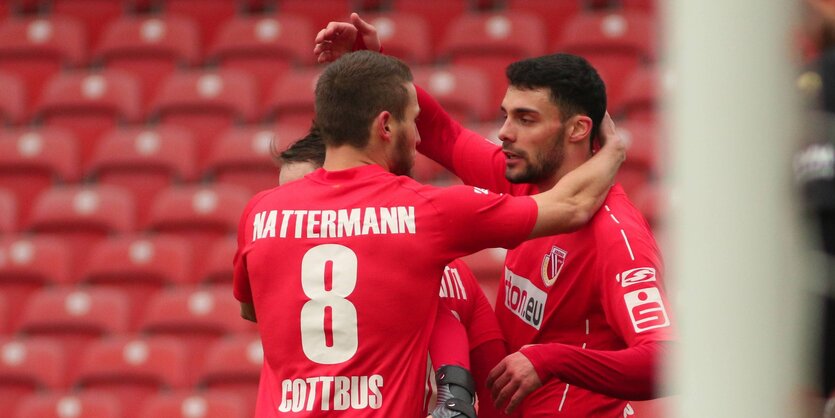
top-left (314, 13), bottom-right (381, 64)
top-left (597, 112), bottom-right (627, 163)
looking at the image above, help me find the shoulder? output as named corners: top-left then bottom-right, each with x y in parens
top-left (590, 186), bottom-right (657, 250)
top-left (241, 187), bottom-right (279, 218)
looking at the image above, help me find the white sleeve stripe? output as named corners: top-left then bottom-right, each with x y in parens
top-left (620, 229), bottom-right (635, 261)
top-left (609, 214), bottom-right (620, 224)
top-left (558, 383), bottom-right (571, 411)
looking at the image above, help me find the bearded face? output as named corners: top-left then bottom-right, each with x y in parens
top-left (390, 123), bottom-right (415, 177)
top-left (503, 124), bottom-right (566, 184)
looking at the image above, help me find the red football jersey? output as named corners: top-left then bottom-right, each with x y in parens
top-left (233, 164), bottom-right (537, 417)
top-left (440, 259), bottom-right (505, 352)
top-left (416, 89), bottom-right (674, 417)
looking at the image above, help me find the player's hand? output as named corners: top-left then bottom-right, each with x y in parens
top-left (486, 352), bottom-right (542, 414)
top-left (314, 13), bottom-right (381, 64)
top-left (597, 112), bottom-right (626, 163)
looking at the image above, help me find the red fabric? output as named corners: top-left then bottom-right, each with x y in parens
top-left (429, 303), bottom-right (470, 369)
top-left (233, 164), bottom-right (537, 417)
top-left (521, 341), bottom-right (668, 400)
top-left (470, 339), bottom-right (514, 418)
top-left (415, 86), bottom-right (674, 417)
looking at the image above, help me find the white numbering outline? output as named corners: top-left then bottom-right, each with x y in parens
top-left (300, 244), bottom-right (359, 364)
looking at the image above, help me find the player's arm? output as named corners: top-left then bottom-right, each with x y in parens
top-left (313, 14), bottom-right (512, 193)
top-left (486, 341), bottom-right (669, 413)
top-left (429, 304), bottom-right (477, 418)
top-left (527, 114), bottom-right (625, 238)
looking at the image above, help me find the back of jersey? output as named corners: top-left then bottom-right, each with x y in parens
top-left (235, 164), bottom-right (536, 417)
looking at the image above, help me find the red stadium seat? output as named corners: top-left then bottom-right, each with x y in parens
top-left (615, 119), bottom-right (660, 197)
top-left (163, 0), bottom-right (237, 51)
top-left (622, 0), bottom-right (657, 14)
top-left (138, 287), bottom-right (255, 384)
top-left (506, 0), bottom-right (582, 45)
top-left (630, 182), bottom-right (663, 231)
top-left (52, 0), bottom-right (125, 50)
top-left (145, 184), bottom-right (251, 274)
top-left (87, 125), bottom-right (197, 224)
top-left (391, 0), bottom-right (468, 56)
top-left (75, 336), bottom-right (189, 418)
top-left (261, 67), bottom-right (321, 128)
top-left (139, 391), bottom-right (248, 418)
top-left (0, 337), bottom-right (66, 413)
top-left (204, 125), bottom-right (280, 195)
top-left (17, 287), bottom-right (130, 377)
top-left (0, 189), bottom-right (17, 233)
top-left (413, 65), bottom-right (493, 123)
top-left (208, 14), bottom-right (316, 103)
top-left (0, 235), bottom-right (73, 330)
top-left (95, 16), bottom-right (200, 111)
top-left (555, 11), bottom-right (656, 111)
top-left (439, 12), bottom-right (547, 109)
top-left (362, 12), bottom-right (432, 64)
top-left (197, 236), bottom-right (236, 286)
top-left (277, 0), bottom-right (351, 33)
top-left (26, 185), bottom-right (135, 275)
top-left (198, 333), bottom-right (262, 411)
top-left (14, 391), bottom-right (122, 418)
top-left (35, 69), bottom-right (142, 167)
top-left (0, 17), bottom-right (85, 115)
top-left (150, 69), bottom-right (258, 165)
top-left (0, 127), bottom-right (80, 225)
top-left (79, 234), bottom-right (193, 328)
top-left (0, 71), bottom-right (26, 124)
top-left (0, 294), bottom-right (7, 333)
top-left (618, 65), bottom-right (660, 122)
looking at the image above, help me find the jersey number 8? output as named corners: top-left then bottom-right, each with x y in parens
top-left (300, 244), bottom-right (359, 364)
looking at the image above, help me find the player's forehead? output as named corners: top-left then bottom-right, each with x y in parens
top-left (501, 86), bottom-right (560, 117)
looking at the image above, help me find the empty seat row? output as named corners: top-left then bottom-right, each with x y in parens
top-left (12, 390), bottom-right (253, 418)
top-left (0, 333), bottom-right (262, 418)
top-left (0, 9), bottom-right (657, 116)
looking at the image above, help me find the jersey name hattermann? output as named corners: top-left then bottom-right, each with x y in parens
top-left (278, 374), bottom-right (384, 413)
top-left (252, 206), bottom-right (416, 241)
top-left (503, 268), bottom-right (546, 330)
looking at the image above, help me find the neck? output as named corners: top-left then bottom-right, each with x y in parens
top-left (536, 149), bottom-right (591, 191)
top-left (322, 144), bottom-right (388, 172)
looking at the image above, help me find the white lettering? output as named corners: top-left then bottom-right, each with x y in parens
top-left (361, 208), bottom-right (380, 235)
top-left (264, 210), bottom-right (277, 238)
top-left (279, 379), bottom-right (292, 412)
top-left (293, 210), bottom-right (307, 238)
top-left (338, 209), bottom-right (361, 237)
top-left (321, 210), bottom-right (336, 238)
top-left (253, 211), bottom-right (265, 241)
top-left (280, 210), bottom-right (293, 238)
top-left (278, 374), bottom-right (383, 412)
top-left (258, 207), bottom-right (417, 240)
top-left (334, 376), bottom-right (350, 410)
top-left (307, 210), bottom-right (321, 238)
top-left (379, 207), bottom-right (397, 234)
top-left (398, 206), bottom-right (415, 233)
top-left (503, 268), bottom-right (547, 330)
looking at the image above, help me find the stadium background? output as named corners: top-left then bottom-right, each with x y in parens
top-left (0, 0), bottom-right (668, 417)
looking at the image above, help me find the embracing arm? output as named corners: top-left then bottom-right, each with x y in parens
top-left (521, 340), bottom-right (670, 400)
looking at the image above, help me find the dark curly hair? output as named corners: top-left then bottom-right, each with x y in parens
top-left (506, 54), bottom-right (607, 148)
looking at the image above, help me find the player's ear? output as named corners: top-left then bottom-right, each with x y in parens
top-left (376, 111), bottom-right (393, 142)
top-left (566, 115), bottom-right (592, 143)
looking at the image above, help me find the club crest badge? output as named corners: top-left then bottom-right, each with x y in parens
top-left (541, 246), bottom-right (567, 287)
